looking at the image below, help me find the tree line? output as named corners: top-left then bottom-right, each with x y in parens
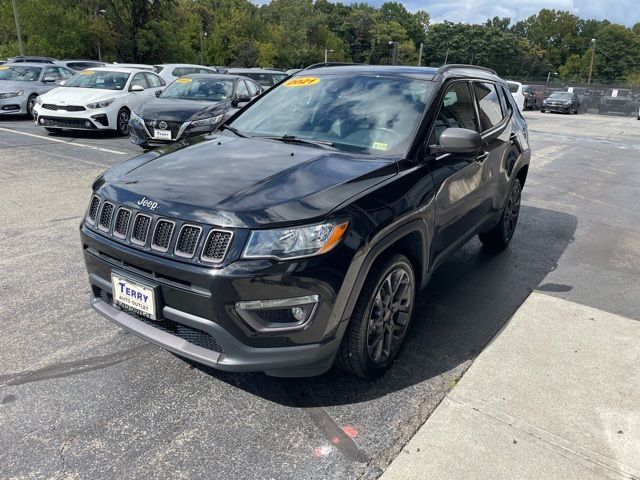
top-left (1, 0), bottom-right (639, 85)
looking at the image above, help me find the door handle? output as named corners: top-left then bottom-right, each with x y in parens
top-left (476, 152), bottom-right (488, 163)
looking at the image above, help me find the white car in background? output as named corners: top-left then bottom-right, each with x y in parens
top-left (506, 81), bottom-right (526, 111)
top-left (32, 67), bottom-right (165, 135)
top-left (153, 64), bottom-right (217, 84)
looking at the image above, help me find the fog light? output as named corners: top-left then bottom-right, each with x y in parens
top-left (85, 121), bottom-right (91, 127)
top-left (39, 118), bottom-right (44, 124)
top-left (235, 295), bottom-right (320, 332)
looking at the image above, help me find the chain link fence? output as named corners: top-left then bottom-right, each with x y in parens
top-left (506, 76), bottom-right (639, 117)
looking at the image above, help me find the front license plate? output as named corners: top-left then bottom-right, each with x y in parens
top-left (154, 129), bottom-right (171, 140)
top-left (111, 272), bottom-right (157, 320)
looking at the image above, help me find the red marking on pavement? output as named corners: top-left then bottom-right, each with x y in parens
top-left (343, 425), bottom-right (358, 438)
top-left (313, 445), bottom-right (332, 457)
top-left (331, 436), bottom-right (340, 445)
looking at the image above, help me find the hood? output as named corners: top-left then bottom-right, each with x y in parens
top-left (137, 97), bottom-right (228, 122)
top-left (40, 87), bottom-right (117, 104)
top-left (0, 80), bottom-right (36, 91)
top-left (97, 134), bottom-right (397, 228)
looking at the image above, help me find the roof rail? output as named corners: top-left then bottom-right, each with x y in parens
top-left (304, 62), bottom-right (364, 71)
top-left (437, 64), bottom-right (497, 76)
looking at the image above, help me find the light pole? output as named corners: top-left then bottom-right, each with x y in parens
top-left (545, 71), bottom-right (557, 95)
top-left (417, 43), bottom-right (424, 66)
top-left (587, 38), bottom-right (596, 84)
top-left (324, 49), bottom-right (333, 63)
top-left (200, 31), bottom-right (208, 65)
top-left (11, 0), bottom-right (24, 56)
top-left (388, 41), bottom-right (398, 65)
top-left (96, 9), bottom-right (106, 62)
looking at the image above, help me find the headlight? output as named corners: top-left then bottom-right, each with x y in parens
top-left (87, 98), bottom-right (115, 109)
top-left (35, 96), bottom-right (43, 105)
top-left (129, 111), bottom-right (143, 125)
top-left (0, 90), bottom-right (24, 99)
top-left (242, 220), bottom-right (349, 260)
top-left (190, 114), bottom-right (223, 128)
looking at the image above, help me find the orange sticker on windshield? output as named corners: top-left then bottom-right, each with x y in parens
top-left (284, 77), bottom-right (320, 87)
top-left (176, 77), bottom-right (192, 83)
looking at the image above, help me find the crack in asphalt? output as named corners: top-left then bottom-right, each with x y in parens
top-left (0, 345), bottom-right (152, 387)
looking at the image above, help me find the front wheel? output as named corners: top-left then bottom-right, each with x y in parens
top-left (116, 108), bottom-right (130, 136)
top-left (479, 179), bottom-right (522, 250)
top-left (26, 94), bottom-right (38, 118)
top-left (336, 254), bottom-right (416, 378)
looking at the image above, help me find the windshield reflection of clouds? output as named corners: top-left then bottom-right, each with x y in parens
top-left (231, 76), bottom-right (433, 155)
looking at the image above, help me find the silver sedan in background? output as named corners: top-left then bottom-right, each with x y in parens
top-left (0, 63), bottom-right (75, 117)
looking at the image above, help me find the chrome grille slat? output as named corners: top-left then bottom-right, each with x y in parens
top-left (98, 202), bottom-right (114, 231)
top-left (131, 214), bottom-right (152, 246)
top-left (201, 230), bottom-right (233, 263)
top-left (151, 219), bottom-right (175, 252)
top-left (175, 225), bottom-right (202, 258)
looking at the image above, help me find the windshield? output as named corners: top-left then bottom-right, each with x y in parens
top-left (241, 72), bottom-right (287, 87)
top-left (64, 70), bottom-right (130, 90)
top-left (229, 74), bottom-right (435, 155)
top-left (549, 92), bottom-right (572, 99)
top-left (161, 77), bottom-right (234, 101)
top-left (0, 65), bottom-right (42, 81)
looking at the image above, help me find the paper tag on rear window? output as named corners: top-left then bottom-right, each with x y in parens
top-left (284, 77), bottom-right (320, 87)
top-left (612, 89), bottom-right (618, 97)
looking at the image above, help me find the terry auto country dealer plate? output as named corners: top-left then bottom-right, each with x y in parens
top-left (111, 272), bottom-right (157, 319)
top-left (154, 129), bottom-right (171, 140)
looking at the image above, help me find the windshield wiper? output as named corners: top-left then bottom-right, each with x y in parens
top-left (219, 124), bottom-right (248, 137)
top-left (254, 134), bottom-right (337, 150)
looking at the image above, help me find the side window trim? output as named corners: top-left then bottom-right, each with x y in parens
top-left (472, 81), bottom-right (510, 136)
top-left (426, 79), bottom-right (480, 146)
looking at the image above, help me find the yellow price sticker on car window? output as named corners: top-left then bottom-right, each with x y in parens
top-left (284, 77), bottom-right (320, 87)
top-left (372, 142), bottom-right (388, 151)
top-left (0, 66), bottom-right (9, 70)
top-left (80, 70), bottom-right (95, 75)
top-left (176, 77), bottom-right (193, 84)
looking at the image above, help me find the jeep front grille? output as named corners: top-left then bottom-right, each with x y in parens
top-left (113, 209), bottom-right (131, 238)
top-left (152, 220), bottom-right (175, 251)
top-left (88, 196), bottom-right (100, 224)
top-left (98, 202), bottom-right (114, 231)
top-left (202, 230), bottom-right (233, 263)
top-left (175, 225), bottom-right (201, 258)
top-left (131, 214), bottom-right (152, 245)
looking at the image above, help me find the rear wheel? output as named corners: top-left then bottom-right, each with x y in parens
top-left (116, 108), bottom-right (130, 136)
top-left (26, 94), bottom-right (38, 118)
top-left (479, 179), bottom-right (522, 250)
top-left (336, 254), bottom-right (416, 378)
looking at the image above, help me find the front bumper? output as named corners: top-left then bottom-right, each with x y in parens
top-left (33, 105), bottom-right (114, 130)
top-left (81, 224), bottom-right (352, 376)
top-left (542, 103), bottom-right (570, 112)
top-left (128, 118), bottom-right (213, 147)
top-left (0, 95), bottom-right (28, 114)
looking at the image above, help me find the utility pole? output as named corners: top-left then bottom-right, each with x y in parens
top-left (96, 9), bottom-right (106, 62)
top-left (324, 49), bottom-right (333, 63)
top-left (444, 48), bottom-right (449, 65)
top-left (417, 43), bottom-right (423, 66)
top-left (200, 31), bottom-right (207, 65)
top-left (545, 71), bottom-right (557, 95)
top-left (388, 41), bottom-right (398, 65)
top-left (587, 38), bottom-right (596, 84)
top-left (11, 0), bottom-right (24, 56)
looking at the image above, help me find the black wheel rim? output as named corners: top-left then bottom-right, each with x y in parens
top-left (118, 111), bottom-right (130, 134)
top-left (28, 98), bottom-right (36, 115)
top-left (366, 267), bottom-right (414, 365)
top-left (503, 183), bottom-right (521, 242)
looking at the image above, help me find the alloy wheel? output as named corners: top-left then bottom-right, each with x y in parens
top-left (366, 267), bottom-right (414, 365)
top-left (118, 110), bottom-right (130, 135)
top-left (503, 181), bottom-right (521, 242)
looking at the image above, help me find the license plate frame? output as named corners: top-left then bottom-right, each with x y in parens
top-left (153, 129), bottom-right (172, 141)
top-left (111, 272), bottom-right (158, 320)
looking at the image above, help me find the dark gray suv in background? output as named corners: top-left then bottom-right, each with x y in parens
top-left (81, 64), bottom-right (530, 378)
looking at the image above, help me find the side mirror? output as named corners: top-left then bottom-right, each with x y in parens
top-left (435, 128), bottom-right (483, 155)
top-left (155, 89), bottom-right (163, 97)
top-left (43, 76), bottom-right (56, 83)
top-left (237, 93), bottom-right (250, 103)
top-left (131, 85), bottom-right (145, 92)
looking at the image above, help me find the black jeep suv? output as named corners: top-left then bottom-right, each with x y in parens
top-left (81, 64), bottom-right (530, 378)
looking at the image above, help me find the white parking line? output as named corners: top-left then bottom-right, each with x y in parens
top-left (0, 127), bottom-right (127, 155)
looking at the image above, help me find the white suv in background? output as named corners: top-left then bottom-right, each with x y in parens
top-left (506, 81), bottom-right (525, 111)
top-left (32, 67), bottom-right (165, 135)
top-left (153, 64), bottom-right (217, 85)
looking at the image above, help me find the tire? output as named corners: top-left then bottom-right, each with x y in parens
top-left (540, 109), bottom-right (545, 113)
top-left (44, 127), bottom-right (61, 133)
top-left (336, 254), bottom-right (416, 378)
top-left (26, 94), bottom-right (38, 118)
top-left (116, 107), bottom-right (130, 136)
top-left (479, 178), bottom-right (522, 250)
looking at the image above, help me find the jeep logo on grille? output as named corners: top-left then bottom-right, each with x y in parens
top-left (137, 197), bottom-right (158, 211)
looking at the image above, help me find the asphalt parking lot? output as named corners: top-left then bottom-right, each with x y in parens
top-left (1, 111), bottom-right (639, 479)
